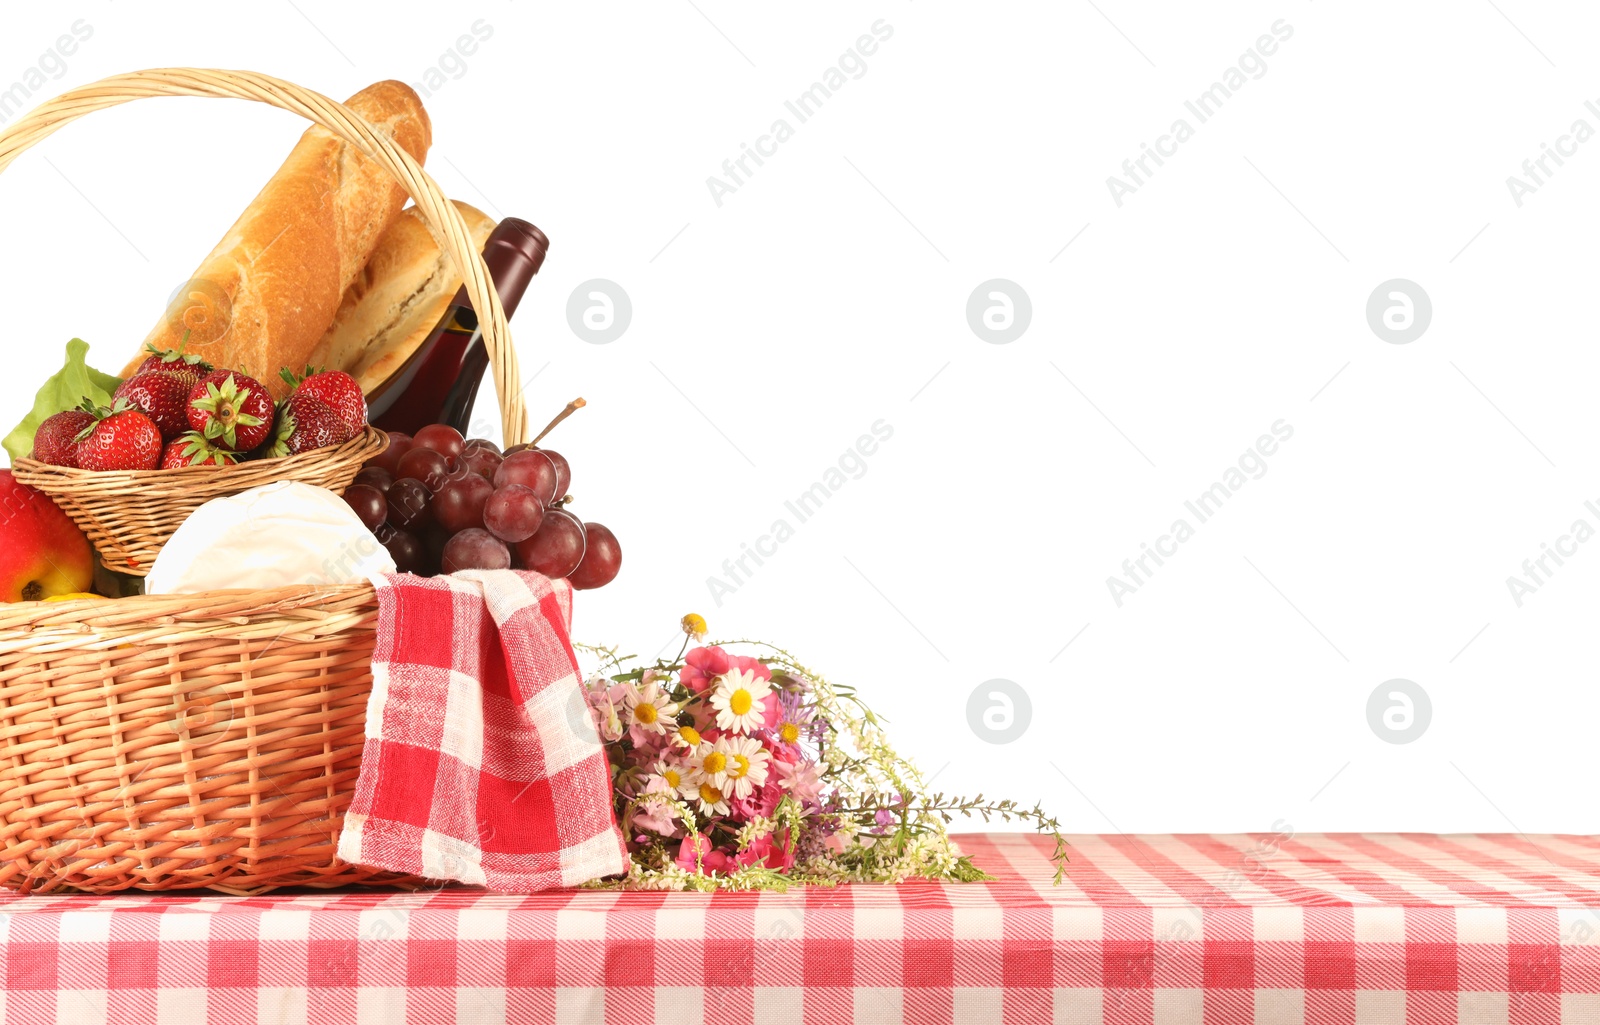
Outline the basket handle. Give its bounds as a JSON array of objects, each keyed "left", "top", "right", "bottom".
[{"left": 0, "top": 68, "right": 529, "bottom": 446}]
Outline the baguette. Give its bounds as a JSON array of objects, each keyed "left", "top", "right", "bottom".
[
  {"left": 305, "top": 201, "right": 497, "bottom": 394},
  {"left": 124, "top": 81, "right": 433, "bottom": 397}
]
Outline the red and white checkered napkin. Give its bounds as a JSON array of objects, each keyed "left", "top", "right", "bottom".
[{"left": 337, "top": 570, "right": 628, "bottom": 891}]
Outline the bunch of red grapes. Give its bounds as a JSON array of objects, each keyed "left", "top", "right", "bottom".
[{"left": 342, "top": 423, "right": 622, "bottom": 590}]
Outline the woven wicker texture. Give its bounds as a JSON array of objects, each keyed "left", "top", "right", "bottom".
[
  {"left": 0, "top": 69, "right": 532, "bottom": 892},
  {"left": 0, "top": 586, "right": 412, "bottom": 893}
]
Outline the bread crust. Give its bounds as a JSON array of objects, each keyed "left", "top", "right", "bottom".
[
  {"left": 306, "top": 201, "right": 497, "bottom": 394},
  {"left": 126, "top": 81, "right": 432, "bottom": 396}
]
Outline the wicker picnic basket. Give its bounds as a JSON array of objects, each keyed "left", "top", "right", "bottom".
[{"left": 0, "top": 68, "right": 530, "bottom": 894}]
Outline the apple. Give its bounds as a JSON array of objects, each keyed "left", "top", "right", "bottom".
[{"left": 0, "top": 470, "right": 94, "bottom": 602}]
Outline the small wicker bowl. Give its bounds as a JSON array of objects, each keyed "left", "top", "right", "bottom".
[{"left": 12, "top": 426, "right": 387, "bottom": 577}]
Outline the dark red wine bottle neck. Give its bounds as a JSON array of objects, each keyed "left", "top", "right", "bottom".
[{"left": 369, "top": 218, "right": 548, "bottom": 437}]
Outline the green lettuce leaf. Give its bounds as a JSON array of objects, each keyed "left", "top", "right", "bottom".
[{"left": 3, "top": 339, "right": 123, "bottom": 465}]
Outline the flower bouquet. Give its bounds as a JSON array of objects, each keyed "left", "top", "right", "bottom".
[{"left": 579, "top": 615, "right": 1067, "bottom": 891}]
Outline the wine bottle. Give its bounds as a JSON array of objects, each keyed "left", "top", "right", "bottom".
[{"left": 370, "top": 218, "right": 549, "bottom": 436}]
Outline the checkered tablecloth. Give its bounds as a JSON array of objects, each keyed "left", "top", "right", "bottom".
[{"left": 3, "top": 832, "right": 1599, "bottom": 1024}]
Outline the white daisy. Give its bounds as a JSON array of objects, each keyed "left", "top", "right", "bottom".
[
  {"left": 708, "top": 668, "right": 773, "bottom": 734},
  {"left": 694, "top": 780, "right": 730, "bottom": 817},
  {"left": 719, "top": 735, "right": 771, "bottom": 799},
  {"left": 649, "top": 757, "right": 695, "bottom": 801},
  {"left": 623, "top": 681, "right": 675, "bottom": 742},
  {"left": 691, "top": 740, "right": 731, "bottom": 789}
]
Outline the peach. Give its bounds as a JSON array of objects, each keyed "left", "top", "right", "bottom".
[{"left": 0, "top": 470, "right": 94, "bottom": 602}]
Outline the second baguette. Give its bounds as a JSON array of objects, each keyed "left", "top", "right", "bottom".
[{"left": 305, "top": 201, "right": 497, "bottom": 395}]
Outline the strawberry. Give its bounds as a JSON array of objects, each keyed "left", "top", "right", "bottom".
[
  {"left": 31, "top": 408, "right": 96, "bottom": 467},
  {"left": 282, "top": 367, "right": 368, "bottom": 433},
  {"left": 75, "top": 401, "right": 163, "bottom": 471},
  {"left": 114, "top": 370, "right": 192, "bottom": 441},
  {"left": 135, "top": 343, "right": 212, "bottom": 389},
  {"left": 187, "top": 370, "right": 274, "bottom": 452},
  {"left": 260, "top": 392, "right": 354, "bottom": 458},
  {"left": 160, "top": 432, "right": 240, "bottom": 469}
]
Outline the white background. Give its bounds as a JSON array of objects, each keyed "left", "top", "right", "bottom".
[{"left": 0, "top": 1, "right": 1594, "bottom": 837}]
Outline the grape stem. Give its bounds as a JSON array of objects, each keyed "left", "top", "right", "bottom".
[{"left": 532, "top": 397, "right": 587, "bottom": 446}]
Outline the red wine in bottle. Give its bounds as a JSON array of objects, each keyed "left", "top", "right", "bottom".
[{"left": 370, "top": 219, "right": 549, "bottom": 436}]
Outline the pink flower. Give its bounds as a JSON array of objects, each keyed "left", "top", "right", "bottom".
[
  {"left": 675, "top": 833, "right": 730, "bottom": 875},
  {"left": 586, "top": 682, "right": 626, "bottom": 743},
  {"left": 731, "top": 830, "right": 795, "bottom": 871},
  {"left": 632, "top": 798, "right": 677, "bottom": 837},
  {"left": 824, "top": 831, "right": 852, "bottom": 854},
  {"left": 774, "top": 760, "right": 825, "bottom": 804},
  {"left": 631, "top": 777, "right": 680, "bottom": 836},
  {"left": 682, "top": 649, "right": 774, "bottom": 701},
  {"left": 728, "top": 780, "right": 783, "bottom": 821},
  {"left": 726, "top": 654, "right": 771, "bottom": 682},
  {"left": 629, "top": 730, "right": 667, "bottom": 760},
  {"left": 871, "top": 795, "right": 905, "bottom": 835},
  {"left": 768, "top": 828, "right": 797, "bottom": 871},
  {"left": 679, "top": 647, "right": 730, "bottom": 693},
  {"left": 734, "top": 832, "right": 774, "bottom": 869}
]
